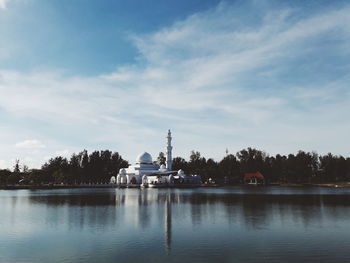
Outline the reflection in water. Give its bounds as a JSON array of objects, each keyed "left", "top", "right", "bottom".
[
  {"left": 2, "top": 187, "right": 350, "bottom": 263},
  {"left": 165, "top": 193, "right": 172, "bottom": 254},
  {"left": 25, "top": 189, "right": 350, "bottom": 231},
  {"left": 115, "top": 189, "right": 173, "bottom": 252},
  {"left": 110, "top": 188, "right": 350, "bottom": 253}
]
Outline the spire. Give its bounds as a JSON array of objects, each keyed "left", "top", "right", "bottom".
[{"left": 166, "top": 130, "right": 172, "bottom": 170}]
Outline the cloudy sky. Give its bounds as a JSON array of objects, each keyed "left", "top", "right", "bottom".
[{"left": 0, "top": 0, "right": 349, "bottom": 169}]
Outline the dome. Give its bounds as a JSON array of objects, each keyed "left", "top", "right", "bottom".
[
  {"left": 178, "top": 169, "right": 185, "bottom": 175},
  {"left": 136, "top": 152, "right": 153, "bottom": 164},
  {"left": 119, "top": 168, "right": 126, "bottom": 175},
  {"left": 160, "top": 164, "right": 166, "bottom": 170}
]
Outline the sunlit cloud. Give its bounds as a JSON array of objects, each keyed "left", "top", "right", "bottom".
[
  {"left": 0, "top": 1, "right": 350, "bottom": 168},
  {"left": 0, "top": 159, "right": 7, "bottom": 169},
  {"left": 55, "top": 149, "right": 70, "bottom": 157},
  {"left": 15, "top": 140, "right": 46, "bottom": 149},
  {"left": 0, "top": 0, "right": 8, "bottom": 9}
]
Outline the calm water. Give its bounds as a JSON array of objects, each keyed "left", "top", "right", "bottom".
[{"left": 1, "top": 187, "right": 350, "bottom": 263}]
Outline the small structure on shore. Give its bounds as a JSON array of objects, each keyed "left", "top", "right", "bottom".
[{"left": 244, "top": 172, "right": 265, "bottom": 185}]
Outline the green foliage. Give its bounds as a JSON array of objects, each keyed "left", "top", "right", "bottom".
[
  {"left": 25, "top": 169, "right": 45, "bottom": 185},
  {"left": 2, "top": 148, "right": 350, "bottom": 186},
  {"left": 38, "top": 150, "right": 129, "bottom": 184},
  {"left": 0, "top": 150, "right": 128, "bottom": 186},
  {"left": 0, "top": 169, "right": 12, "bottom": 185},
  {"left": 13, "top": 159, "right": 20, "bottom": 173},
  {"left": 157, "top": 152, "right": 166, "bottom": 165},
  {"left": 218, "top": 154, "right": 240, "bottom": 182},
  {"left": 172, "top": 157, "right": 187, "bottom": 171},
  {"left": 172, "top": 148, "right": 350, "bottom": 184}
]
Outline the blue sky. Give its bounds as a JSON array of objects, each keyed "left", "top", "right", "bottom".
[{"left": 0, "top": 0, "right": 349, "bottom": 169}]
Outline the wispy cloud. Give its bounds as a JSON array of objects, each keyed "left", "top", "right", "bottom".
[
  {"left": 0, "top": 0, "right": 7, "bottom": 9},
  {"left": 0, "top": 159, "right": 7, "bottom": 169},
  {"left": 0, "top": 1, "right": 350, "bottom": 168},
  {"left": 15, "top": 139, "right": 46, "bottom": 149},
  {"left": 55, "top": 149, "right": 70, "bottom": 157}
]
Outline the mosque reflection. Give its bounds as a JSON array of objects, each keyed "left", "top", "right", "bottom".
[
  {"left": 115, "top": 189, "right": 174, "bottom": 252},
  {"left": 25, "top": 188, "right": 350, "bottom": 253},
  {"left": 114, "top": 189, "right": 350, "bottom": 251}
]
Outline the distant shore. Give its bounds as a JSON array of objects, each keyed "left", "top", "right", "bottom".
[
  {"left": 271, "top": 182, "right": 350, "bottom": 188},
  {"left": 1, "top": 182, "right": 350, "bottom": 190},
  {"left": 0, "top": 184, "right": 114, "bottom": 190}
]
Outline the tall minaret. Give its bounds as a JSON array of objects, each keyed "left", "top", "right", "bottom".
[{"left": 166, "top": 130, "right": 172, "bottom": 170}]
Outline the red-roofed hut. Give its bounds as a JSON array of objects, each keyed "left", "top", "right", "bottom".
[{"left": 244, "top": 172, "right": 265, "bottom": 185}]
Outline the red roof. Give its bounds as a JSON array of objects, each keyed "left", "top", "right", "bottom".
[{"left": 244, "top": 172, "right": 264, "bottom": 180}]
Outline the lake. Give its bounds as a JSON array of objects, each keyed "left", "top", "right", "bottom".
[{"left": 1, "top": 186, "right": 350, "bottom": 263}]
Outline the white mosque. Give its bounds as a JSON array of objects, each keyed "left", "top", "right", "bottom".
[{"left": 110, "top": 130, "right": 201, "bottom": 188}]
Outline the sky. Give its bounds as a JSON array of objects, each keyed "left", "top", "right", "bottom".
[{"left": 0, "top": 0, "right": 349, "bottom": 169}]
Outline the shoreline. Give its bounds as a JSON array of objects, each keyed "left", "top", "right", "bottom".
[{"left": 1, "top": 182, "right": 350, "bottom": 190}]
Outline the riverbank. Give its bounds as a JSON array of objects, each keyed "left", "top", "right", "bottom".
[
  {"left": 1, "top": 182, "right": 350, "bottom": 190},
  {"left": 270, "top": 182, "right": 350, "bottom": 188},
  {"left": 0, "top": 184, "right": 114, "bottom": 190}
]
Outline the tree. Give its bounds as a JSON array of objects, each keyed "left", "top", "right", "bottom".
[
  {"left": 25, "top": 169, "right": 45, "bottom": 185},
  {"left": 111, "top": 152, "right": 129, "bottom": 177},
  {"left": 3, "top": 147, "right": 350, "bottom": 186},
  {"left": 218, "top": 154, "right": 240, "bottom": 182},
  {"left": 188, "top": 151, "right": 207, "bottom": 176},
  {"left": 22, "top": 164, "right": 29, "bottom": 173},
  {"left": 80, "top": 150, "right": 89, "bottom": 183},
  {"left": 13, "top": 159, "right": 20, "bottom": 173},
  {"left": 203, "top": 158, "right": 219, "bottom": 182},
  {"left": 236, "top": 148, "right": 267, "bottom": 177},
  {"left": 41, "top": 157, "right": 69, "bottom": 183},
  {"left": 157, "top": 152, "right": 166, "bottom": 165},
  {"left": 172, "top": 157, "right": 187, "bottom": 172},
  {"left": 0, "top": 169, "right": 12, "bottom": 185},
  {"left": 9, "top": 159, "right": 22, "bottom": 184},
  {"left": 52, "top": 169, "right": 65, "bottom": 184},
  {"left": 69, "top": 153, "right": 81, "bottom": 184}
]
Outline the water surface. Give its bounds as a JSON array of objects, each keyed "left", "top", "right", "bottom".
[{"left": 1, "top": 186, "right": 350, "bottom": 262}]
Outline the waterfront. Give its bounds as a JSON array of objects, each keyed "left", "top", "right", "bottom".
[{"left": 1, "top": 187, "right": 350, "bottom": 262}]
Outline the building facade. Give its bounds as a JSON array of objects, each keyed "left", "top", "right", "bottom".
[{"left": 110, "top": 130, "right": 201, "bottom": 187}]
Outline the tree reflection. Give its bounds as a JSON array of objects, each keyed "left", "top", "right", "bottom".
[{"left": 23, "top": 187, "right": 350, "bottom": 253}]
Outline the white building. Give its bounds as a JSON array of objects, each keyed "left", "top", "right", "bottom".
[{"left": 112, "top": 130, "right": 201, "bottom": 188}]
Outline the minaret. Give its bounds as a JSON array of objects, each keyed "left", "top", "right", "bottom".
[{"left": 166, "top": 130, "right": 172, "bottom": 170}]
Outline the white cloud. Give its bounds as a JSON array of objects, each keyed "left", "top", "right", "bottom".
[
  {"left": 0, "top": 2, "right": 350, "bottom": 168},
  {"left": 15, "top": 139, "right": 46, "bottom": 149},
  {"left": 0, "top": 0, "right": 7, "bottom": 9},
  {"left": 55, "top": 149, "right": 70, "bottom": 157},
  {"left": 0, "top": 160, "right": 7, "bottom": 169}
]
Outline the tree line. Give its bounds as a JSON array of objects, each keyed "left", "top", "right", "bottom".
[
  {"left": 171, "top": 148, "right": 350, "bottom": 184},
  {"left": 1, "top": 147, "right": 350, "bottom": 186},
  {"left": 0, "top": 150, "right": 128, "bottom": 186}
]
